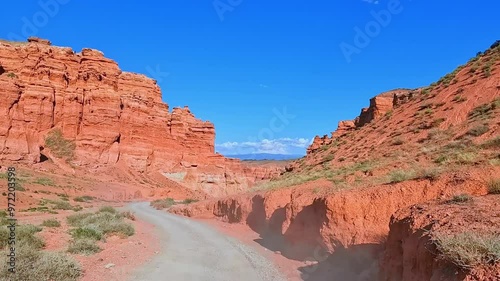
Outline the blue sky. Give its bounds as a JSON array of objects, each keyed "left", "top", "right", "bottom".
[{"left": 1, "top": 0, "right": 499, "bottom": 155}]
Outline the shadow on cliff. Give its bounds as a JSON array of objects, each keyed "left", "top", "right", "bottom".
[
  {"left": 298, "top": 243, "right": 382, "bottom": 281},
  {"left": 246, "top": 196, "right": 329, "bottom": 261},
  {"left": 245, "top": 196, "right": 383, "bottom": 280}
]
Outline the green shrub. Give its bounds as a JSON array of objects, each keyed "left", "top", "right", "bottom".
[
  {"left": 415, "top": 168, "right": 442, "bottom": 181},
  {"left": 481, "top": 137, "right": 500, "bottom": 149},
  {"left": 67, "top": 238, "right": 102, "bottom": 255},
  {"left": 67, "top": 213, "right": 93, "bottom": 226},
  {"left": 487, "top": 179, "right": 500, "bottom": 194},
  {"left": 323, "top": 154, "right": 335, "bottom": 162},
  {"left": 0, "top": 245, "right": 81, "bottom": 281},
  {"left": 466, "top": 125, "right": 489, "bottom": 136},
  {"left": 70, "top": 227, "right": 103, "bottom": 241},
  {"left": 98, "top": 206, "right": 117, "bottom": 214},
  {"left": 41, "top": 219, "right": 61, "bottom": 228},
  {"left": 455, "top": 152, "right": 478, "bottom": 165},
  {"left": 68, "top": 211, "right": 135, "bottom": 238},
  {"left": 182, "top": 199, "right": 199, "bottom": 205},
  {"left": 15, "top": 183, "right": 26, "bottom": 191},
  {"left": 434, "top": 232, "right": 500, "bottom": 268},
  {"left": 388, "top": 170, "right": 416, "bottom": 184},
  {"left": 44, "top": 129, "right": 76, "bottom": 161},
  {"left": 468, "top": 100, "right": 498, "bottom": 120},
  {"left": 151, "top": 198, "right": 176, "bottom": 209},
  {"left": 452, "top": 95, "right": 467, "bottom": 103},
  {"left": 0, "top": 224, "right": 44, "bottom": 249},
  {"left": 33, "top": 177, "right": 55, "bottom": 186},
  {"left": 73, "top": 196, "right": 94, "bottom": 202},
  {"left": 449, "top": 194, "right": 472, "bottom": 204},
  {"left": 50, "top": 200, "right": 74, "bottom": 210}
]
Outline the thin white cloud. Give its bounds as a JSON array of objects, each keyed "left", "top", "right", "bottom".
[
  {"left": 363, "top": 0, "right": 379, "bottom": 4},
  {"left": 259, "top": 84, "right": 269, "bottom": 88},
  {"left": 216, "top": 137, "right": 313, "bottom": 155}
]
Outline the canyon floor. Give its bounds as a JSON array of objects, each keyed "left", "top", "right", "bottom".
[{"left": 126, "top": 202, "right": 286, "bottom": 281}]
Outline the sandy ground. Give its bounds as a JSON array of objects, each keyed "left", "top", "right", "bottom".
[
  {"left": 198, "top": 218, "right": 307, "bottom": 281},
  {"left": 126, "top": 202, "right": 287, "bottom": 281}
]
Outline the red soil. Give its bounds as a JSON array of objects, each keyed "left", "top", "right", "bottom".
[{"left": 380, "top": 195, "right": 500, "bottom": 281}]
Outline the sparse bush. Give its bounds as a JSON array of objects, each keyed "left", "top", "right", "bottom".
[
  {"left": 34, "top": 177, "right": 55, "bottom": 186},
  {"left": 151, "top": 198, "right": 176, "bottom": 209},
  {"left": 455, "top": 152, "right": 478, "bottom": 165},
  {"left": 452, "top": 95, "right": 467, "bottom": 103},
  {"left": 41, "top": 219, "right": 61, "bottom": 228},
  {"left": 0, "top": 245, "right": 81, "bottom": 281},
  {"left": 6, "top": 72, "right": 16, "bottom": 79},
  {"left": 323, "top": 154, "right": 335, "bottom": 162},
  {"left": 430, "top": 118, "right": 446, "bottom": 128},
  {"left": 67, "top": 213, "right": 93, "bottom": 226},
  {"left": 73, "top": 195, "right": 94, "bottom": 202},
  {"left": 419, "top": 103, "right": 433, "bottom": 111},
  {"left": 45, "top": 129, "right": 76, "bottom": 161},
  {"left": 449, "top": 194, "right": 472, "bottom": 203},
  {"left": 15, "top": 183, "right": 26, "bottom": 191},
  {"left": 98, "top": 206, "right": 117, "bottom": 214},
  {"left": 466, "top": 125, "right": 489, "bottom": 137},
  {"left": 415, "top": 168, "right": 442, "bottom": 181},
  {"left": 0, "top": 224, "right": 44, "bottom": 250},
  {"left": 70, "top": 227, "right": 103, "bottom": 241},
  {"left": 388, "top": 170, "right": 416, "bottom": 184},
  {"left": 491, "top": 40, "right": 500, "bottom": 50},
  {"left": 68, "top": 211, "right": 134, "bottom": 238},
  {"left": 468, "top": 100, "right": 498, "bottom": 120},
  {"left": 182, "top": 199, "right": 199, "bottom": 205},
  {"left": 481, "top": 137, "right": 500, "bottom": 149},
  {"left": 50, "top": 200, "right": 75, "bottom": 210},
  {"left": 391, "top": 138, "right": 404, "bottom": 146},
  {"left": 67, "top": 238, "right": 102, "bottom": 255},
  {"left": 434, "top": 232, "right": 500, "bottom": 268},
  {"left": 487, "top": 179, "right": 500, "bottom": 194}
]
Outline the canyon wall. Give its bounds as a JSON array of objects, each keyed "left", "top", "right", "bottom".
[{"left": 0, "top": 38, "right": 281, "bottom": 196}]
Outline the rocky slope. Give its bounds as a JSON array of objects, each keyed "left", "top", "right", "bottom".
[
  {"left": 171, "top": 41, "right": 500, "bottom": 279},
  {"left": 0, "top": 37, "right": 282, "bottom": 196},
  {"left": 380, "top": 195, "right": 499, "bottom": 281}
]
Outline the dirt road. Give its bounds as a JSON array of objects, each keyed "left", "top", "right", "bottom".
[{"left": 126, "top": 202, "right": 287, "bottom": 281}]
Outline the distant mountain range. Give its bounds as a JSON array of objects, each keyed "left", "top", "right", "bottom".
[{"left": 225, "top": 153, "right": 304, "bottom": 161}]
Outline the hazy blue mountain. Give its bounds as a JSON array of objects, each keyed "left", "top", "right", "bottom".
[{"left": 225, "top": 153, "right": 304, "bottom": 161}]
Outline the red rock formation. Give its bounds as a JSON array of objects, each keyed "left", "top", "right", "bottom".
[
  {"left": 306, "top": 89, "right": 412, "bottom": 154},
  {"left": 0, "top": 38, "right": 281, "bottom": 196}
]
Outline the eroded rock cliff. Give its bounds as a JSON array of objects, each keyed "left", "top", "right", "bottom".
[{"left": 0, "top": 37, "right": 281, "bottom": 196}]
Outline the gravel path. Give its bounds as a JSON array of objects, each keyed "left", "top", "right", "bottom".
[{"left": 126, "top": 202, "right": 287, "bottom": 281}]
